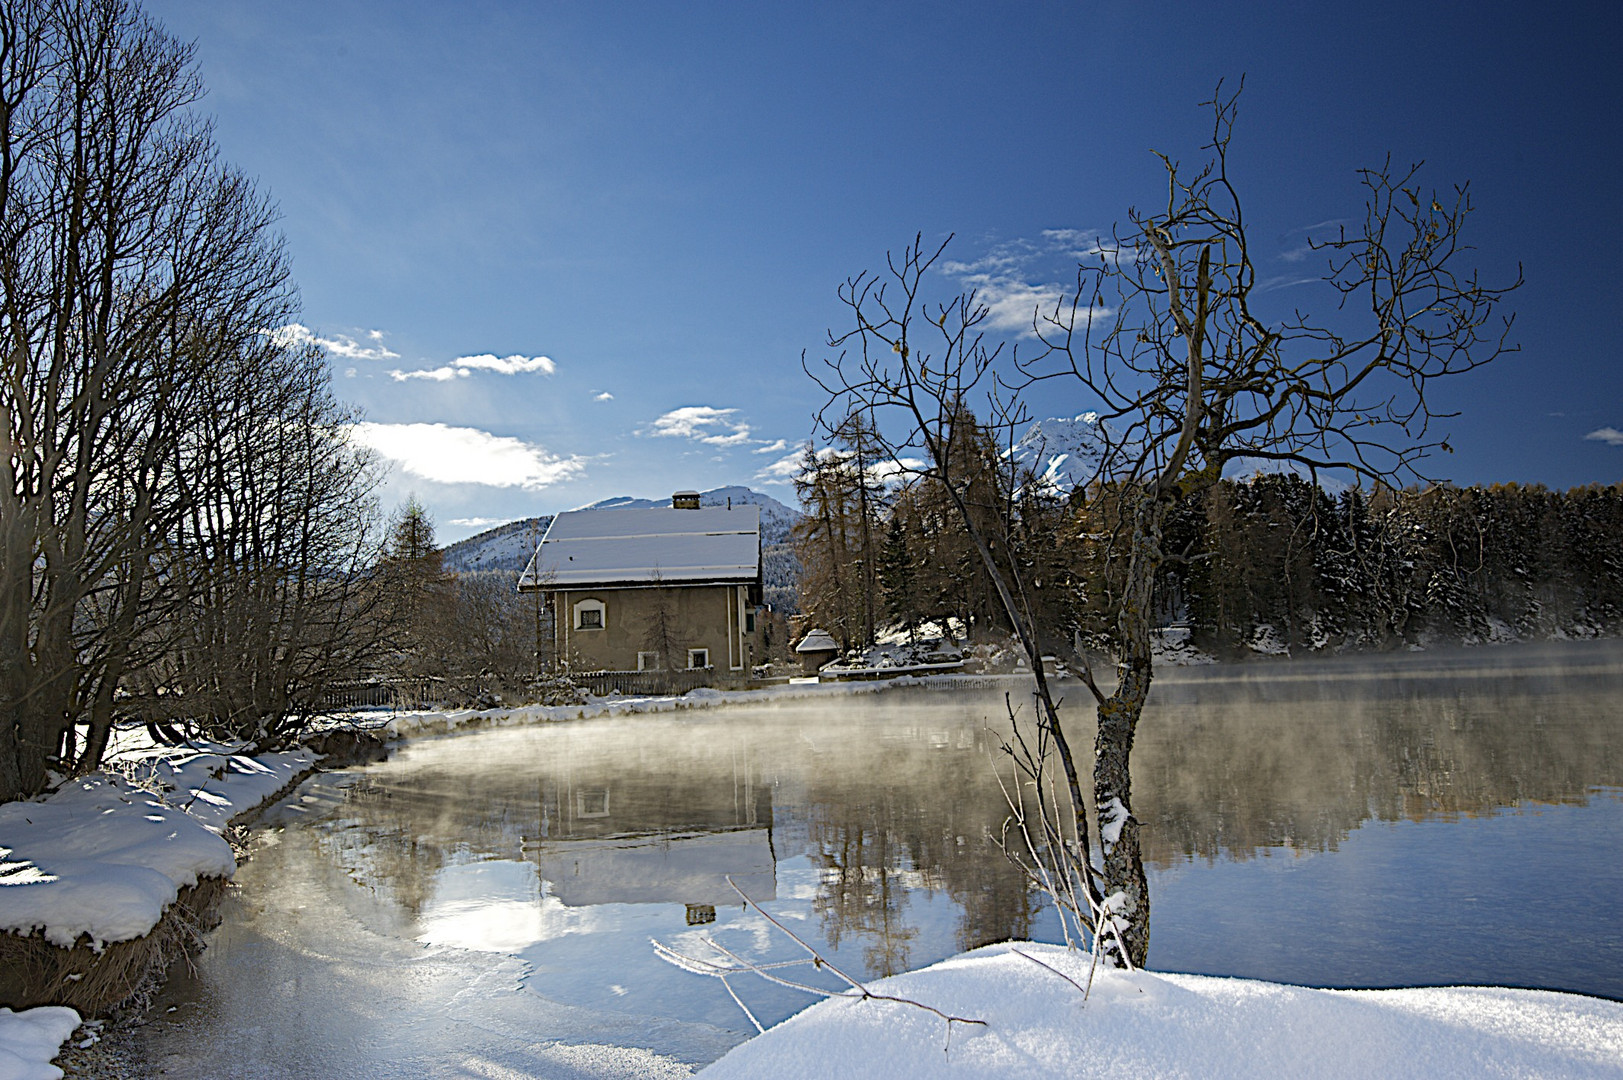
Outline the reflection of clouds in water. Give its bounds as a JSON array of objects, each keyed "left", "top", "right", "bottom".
[
  {"left": 778, "top": 865, "right": 822, "bottom": 904},
  {"left": 416, "top": 860, "right": 606, "bottom": 952}
]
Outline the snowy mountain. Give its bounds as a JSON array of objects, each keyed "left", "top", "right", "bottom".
[
  {"left": 575, "top": 485, "right": 800, "bottom": 546},
  {"left": 1224, "top": 457, "right": 1353, "bottom": 496},
  {"left": 1008, "top": 414, "right": 1110, "bottom": 493},
  {"left": 1007, "top": 418, "right": 1353, "bottom": 497},
  {"left": 441, "top": 517, "right": 553, "bottom": 573}
]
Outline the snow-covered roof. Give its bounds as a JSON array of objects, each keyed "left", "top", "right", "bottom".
[
  {"left": 795, "top": 628, "right": 839, "bottom": 653},
  {"left": 518, "top": 505, "right": 761, "bottom": 589}
]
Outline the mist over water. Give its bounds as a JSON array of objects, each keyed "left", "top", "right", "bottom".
[{"left": 136, "top": 642, "right": 1623, "bottom": 1076}]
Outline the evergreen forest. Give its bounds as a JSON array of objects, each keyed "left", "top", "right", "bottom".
[{"left": 794, "top": 436, "right": 1623, "bottom": 660}]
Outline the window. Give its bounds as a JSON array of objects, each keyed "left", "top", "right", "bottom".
[
  {"left": 745, "top": 610, "right": 756, "bottom": 633},
  {"left": 637, "top": 651, "right": 661, "bottom": 671},
  {"left": 575, "top": 788, "right": 610, "bottom": 818},
  {"left": 687, "top": 648, "right": 709, "bottom": 669},
  {"left": 573, "top": 598, "right": 605, "bottom": 630}
]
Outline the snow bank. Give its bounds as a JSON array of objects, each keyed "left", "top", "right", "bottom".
[
  {"left": 698, "top": 942, "right": 1623, "bottom": 1079},
  {"left": 0, "top": 1006, "right": 79, "bottom": 1080},
  {"left": 0, "top": 747, "right": 315, "bottom": 950}
]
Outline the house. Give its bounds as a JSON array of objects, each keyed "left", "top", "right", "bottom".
[{"left": 517, "top": 491, "right": 763, "bottom": 679}]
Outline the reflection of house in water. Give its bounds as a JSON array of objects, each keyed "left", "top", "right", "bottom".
[{"left": 524, "top": 759, "right": 776, "bottom": 909}]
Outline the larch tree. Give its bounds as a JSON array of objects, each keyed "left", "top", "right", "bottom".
[
  {"left": 807, "top": 86, "right": 1517, "bottom": 966},
  {"left": 792, "top": 438, "right": 879, "bottom": 651},
  {"left": 380, "top": 496, "right": 455, "bottom": 677}
]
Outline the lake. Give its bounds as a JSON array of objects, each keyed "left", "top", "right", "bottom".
[{"left": 134, "top": 642, "right": 1623, "bottom": 1078}]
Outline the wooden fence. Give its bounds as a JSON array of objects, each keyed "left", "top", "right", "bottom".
[
  {"left": 567, "top": 668, "right": 716, "bottom": 698},
  {"left": 319, "top": 676, "right": 508, "bottom": 712}
]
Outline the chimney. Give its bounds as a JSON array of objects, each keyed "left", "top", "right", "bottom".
[{"left": 672, "top": 490, "right": 701, "bottom": 509}]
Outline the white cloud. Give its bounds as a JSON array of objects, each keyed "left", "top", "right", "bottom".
[
  {"left": 753, "top": 439, "right": 788, "bottom": 454},
  {"left": 1584, "top": 427, "right": 1623, "bottom": 446},
  {"left": 754, "top": 450, "right": 807, "bottom": 484},
  {"left": 390, "top": 353, "right": 557, "bottom": 381},
  {"left": 1257, "top": 273, "right": 1321, "bottom": 292},
  {"left": 1040, "top": 228, "right": 1143, "bottom": 267},
  {"left": 390, "top": 365, "right": 466, "bottom": 382},
  {"left": 1276, "top": 220, "right": 1352, "bottom": 264},
  {"left": 940, "top": 232, "right": 1122, "bottom": 336},
  {"left": 595, "top": 391, "right": 615, "bottom": 401},
  {"left": 643, "top": 406, "right": 754, "bottom": 447},
  {"left": 960, "top": 274, "right": 1067, "bottom": 335},
  {"left": 752, "top": 445, "right": 923, "bottom": 488},
  {"left": 270, "top": 323, "right": 400, "bottom": 361},
  {"left": 453, "top": 353, "right": 556, "bottom": 375},
  {"left": 449, "top": 517, "right": 513, "bottom": 528},
  {"left": 869, "top": 457, "right": 927, "bottom": 485},
  {"left": 348, "top": 422, "right": 585, "bottom": 490}
]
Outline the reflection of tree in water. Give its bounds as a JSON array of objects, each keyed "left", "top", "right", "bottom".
[
  {"left": 314, "top": 774, "right": 450, "bottom": 917},
  {"left": 810, "top": 806, "right": 918, "bottom": 977},
  {"left": 1133, "top": 654, "right": 1623, "bottom": 866},
  {"left": 798, "top": 704, "right": 1035, "bottom": 972}
]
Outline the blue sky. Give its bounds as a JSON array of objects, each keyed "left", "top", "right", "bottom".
[{"left": 145, "top": 0, "right": 1623, "bottom": 543}]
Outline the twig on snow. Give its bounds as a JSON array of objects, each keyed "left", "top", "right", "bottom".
[
  {"left": 1011, "top": 946, "right": 1095, "bottom": 1001},
  {"left": 653, "top": 877, "right": 988, "bottom": 1055}
]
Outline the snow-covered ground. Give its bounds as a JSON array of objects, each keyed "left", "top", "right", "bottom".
[
  {"left": 698, "top": 941, "right": 1623, "bottom": 1079},
  {"left": 0, "top": 745, "right": 316, "bottom": 950},
  {"left": 0, "top": 741, "right": 320, "bottom": 1079},
  {"left": 5, "top": 677, "right": 1622, "bottom": 1078},
  {"left": 0, "top": 1006, "right": 81, "bottom": 1080}
]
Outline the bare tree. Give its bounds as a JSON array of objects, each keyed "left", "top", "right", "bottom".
[
  {"left": 641, "top": 568, "right": 683, "bottom": 672},
  {"left": 144, "top": 337, "right": 387, "bottom": 747},
  {"left": 808, "top": 85, "right": 1517, "bottom": 966},
  {"left": 0, "top": 0, "right": 384, "bottom": 794},
  {"left": 1, "top": 0, "right": 288, "bottom": 795},
  {"left": 447, "top": 570, "right": 535, "bottom": 679}
]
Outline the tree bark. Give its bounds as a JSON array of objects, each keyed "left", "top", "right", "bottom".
[{"left": 1091, "top": 490, "right": 1165, "bottom": 968}]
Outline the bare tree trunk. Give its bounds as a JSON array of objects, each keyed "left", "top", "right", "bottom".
[{"left": 1090, "top": 491, "right": 1163, "bottom": 968}]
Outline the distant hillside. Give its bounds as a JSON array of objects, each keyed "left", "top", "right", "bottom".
[
  {"left": 578, "top": 485, "right": 799, "bottom": 546},
  {"left": 441, "top": 516, "right": 552, "bottom": 573},
  {"left": 442, "top": 487, "right": 802, "bottom": 611}
]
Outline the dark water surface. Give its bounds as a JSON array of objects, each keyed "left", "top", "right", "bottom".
[{"left": 136, "top": 642, "right": 1623, "bottom": 1077}]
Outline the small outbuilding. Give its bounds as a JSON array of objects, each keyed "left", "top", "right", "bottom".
[{"left": 794, "top": 628, "right": 840, "bottom": 675}]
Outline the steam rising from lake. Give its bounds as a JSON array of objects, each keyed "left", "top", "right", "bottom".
[{"left": 136, "top": 642, "right": 1623, "bottom": 1077}]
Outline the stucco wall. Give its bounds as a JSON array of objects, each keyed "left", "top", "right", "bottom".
[{"left": 552, "top": 584, "right": 759, "bottom": 673}]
